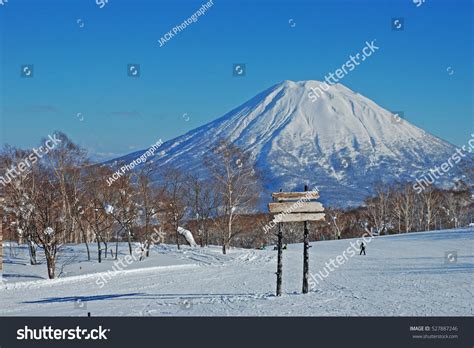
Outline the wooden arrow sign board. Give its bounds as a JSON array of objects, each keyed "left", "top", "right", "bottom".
[
  {"left": 274, "top": 212, "right": 325, "bottom": 222},
  {"left": 268, "top": 202, "right": 324, "bottom": 214},
  {"left": 269, "top": 191, "right": 325, "bottom": 223},
  {"left": 271, "top": 191, "right": 320, "bottom": 201}
]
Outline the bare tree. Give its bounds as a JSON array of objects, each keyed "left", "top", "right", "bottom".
[
  {"left": 81, "top": 165, "right": 115, "bottom": 263},
  {"left": 108, "top": 168, "right": 138, "bottom": 257},
  {"left": 134, "top": 161, "right": 161, "bottom": 258},
  {"left": 205, "top": 140, "right": 261, "bottom": 254},
  {"left": 391, "top": 183, "right": 416, "bottom": 233},
  {"left": 442, "top": 182, "right": 471, "bottom": 229},
  {"left": 418, "top": 186, "right": 442, "bottom": 231},
  {"left": 30, "top": 165, "right": 67, "bottom": 279},
  {"left": 364, "top": 184, "right": 393, "bottom": 235},
  {"left": 71, "top": 185, "right": 92, "bottom": 260},
  {"left": 0, "top": 146, "right": 39, "bottom": 264},
  {"left": 327, "top": 208, "right": 344, "bottom": 239},
  {"left": 44, "top": 133, "right": 87, "bottom": 244},
  {"left": 186, "top": 174, "right": 218, "bottom": 247},
  {"left": 162, "top": 168, "right": 187, "bottom": 250}
]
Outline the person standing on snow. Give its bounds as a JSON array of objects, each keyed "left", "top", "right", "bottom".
[{"left": 360, "top": 242, "right": 366, "bottom": 255}]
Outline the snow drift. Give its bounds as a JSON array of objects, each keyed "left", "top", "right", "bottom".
[{"left": 177, "top": 227, "right": 198, "bottom": 247}]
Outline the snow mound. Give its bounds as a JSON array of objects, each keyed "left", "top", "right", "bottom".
[{"left": 177, "top": 227, "right": 198, "bottom": 247}]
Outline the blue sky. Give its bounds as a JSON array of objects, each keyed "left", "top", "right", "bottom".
[{"left": 0, "top": 0, "right": 472, "bottom": 160}]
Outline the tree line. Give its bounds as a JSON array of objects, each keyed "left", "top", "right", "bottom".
[
  {"left": 0, "top": 132, "right": 472, "bottom": 279},
  {"left": 322, "top": 178, "right": 472, "bottom": 240},
  {"left": 0, "top": 133, "right": 261, "bottom": 278}
]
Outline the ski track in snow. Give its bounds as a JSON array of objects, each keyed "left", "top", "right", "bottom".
[{"left": 1, "top": 228, "right": 472, "bottom": 316}]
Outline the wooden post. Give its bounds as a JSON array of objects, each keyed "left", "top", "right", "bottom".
[
  {"left": 268, "top": 187, "right": 324, "bottom": 296},
  {"left": 302, "top": 185, "right": 310, "bottom": 294},
  {"left": 276, "top": 222, "right": 283, "bottom": 296}
]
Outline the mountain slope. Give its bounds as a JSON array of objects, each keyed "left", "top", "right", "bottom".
[{"left": 111, "top": 80, "right": 469, "bottom": 206}]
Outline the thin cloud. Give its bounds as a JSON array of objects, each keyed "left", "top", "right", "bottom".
[
  {"left": 109, "top": 110, "right": 141, "bottom": 118},
  {"left": 24, "top": 104, "right": 60, "bottom": 113}
]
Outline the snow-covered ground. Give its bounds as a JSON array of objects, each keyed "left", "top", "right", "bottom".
[{"left": 1, "top": 228, "right": 472, "bottom": 316}]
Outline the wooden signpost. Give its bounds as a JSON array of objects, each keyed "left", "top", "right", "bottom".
[{"left": 269, "top": 186, "right": 325, "bottom": 296}]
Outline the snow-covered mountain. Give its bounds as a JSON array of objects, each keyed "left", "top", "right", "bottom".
[{"left": 111, "top": 80, "right": 469, "bottom": 206}]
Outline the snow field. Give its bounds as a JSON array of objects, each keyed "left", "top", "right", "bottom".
[{"left": 0, "top": 228, "right": 472, "bottom": 316}]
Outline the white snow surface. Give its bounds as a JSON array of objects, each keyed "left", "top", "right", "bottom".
[
  {"left": 110, "top": 80, "right": 472, "bottom": 207},
  {"left": 1, "top": 228, "right": 472, "bottom": 316}
]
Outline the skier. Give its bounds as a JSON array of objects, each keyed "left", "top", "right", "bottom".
[{"left": 360, "top": 242, "right": 366, "bottom": 255}]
